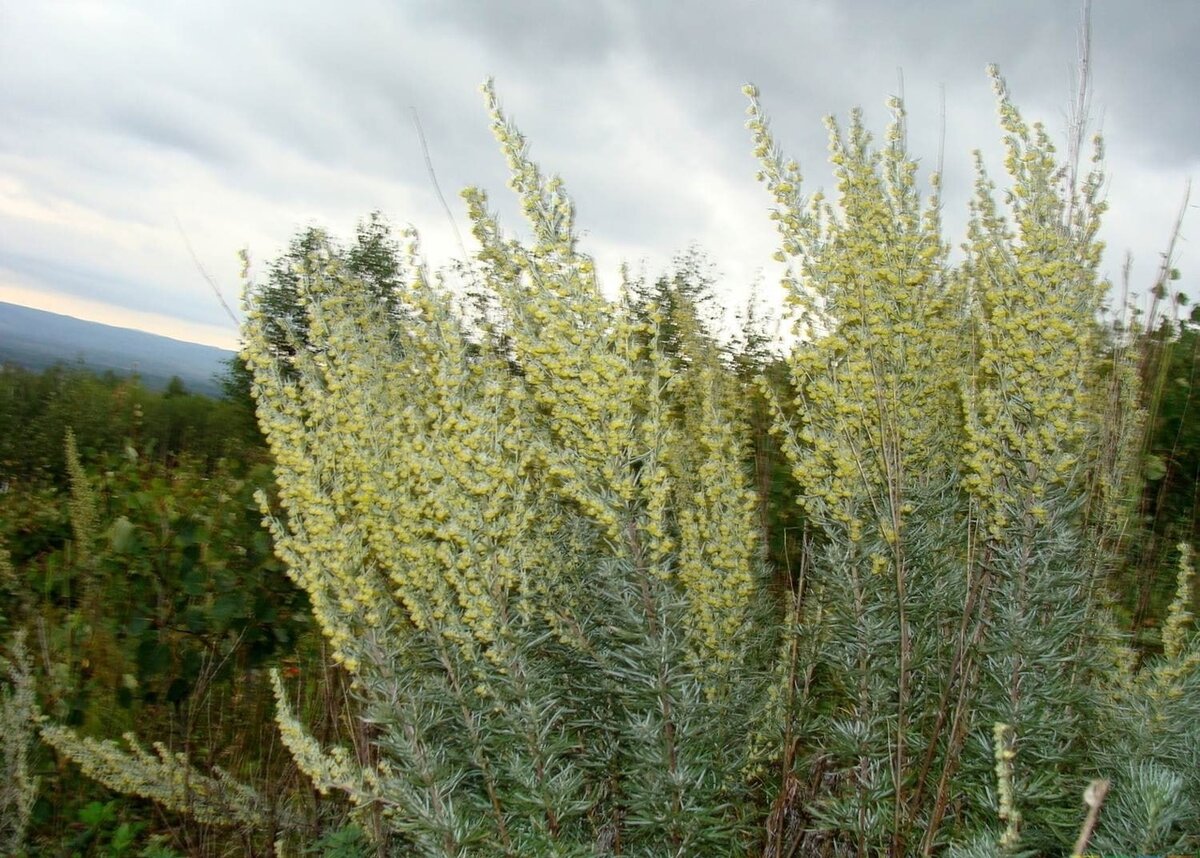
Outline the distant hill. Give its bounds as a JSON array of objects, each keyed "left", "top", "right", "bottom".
[{"left": 0, "top": 302, "right": 235, "bottom": 396}]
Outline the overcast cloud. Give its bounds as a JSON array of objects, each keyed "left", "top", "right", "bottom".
[{"left": 1, "top": 1, "right": 1197, "bottom": 349}]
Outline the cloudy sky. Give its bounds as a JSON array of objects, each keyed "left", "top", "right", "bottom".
[{"left": 2, "top": 1, "right": 1197, "bottom": 350}]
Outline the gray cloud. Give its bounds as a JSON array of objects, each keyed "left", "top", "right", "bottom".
[{"left": 1, "top": 0, "right": 1196, "bottom": 349}]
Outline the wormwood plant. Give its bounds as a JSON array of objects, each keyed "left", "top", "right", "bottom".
[
  {"left": 1089, "top": 544, "right": 1200, "bottom": 853},
  {"left": 0, "top": 632, "right": 40, "bottom": 855},
  {"left": 242, "top": 80, "right": 771, "bottom": 855},
  {"left": 745, "top": 67, "right": 1156, "bottom": 855},
  {"left": 40, "top": 726, "right": 273, "bottom": 830}
]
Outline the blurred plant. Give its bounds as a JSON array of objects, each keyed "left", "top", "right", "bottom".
[
  {"left": 1091, "top": 543, "right": 1200, "bottom": 852},
  {"left": 0, "top": 384, "right": 312, "bottom": 853},
  {"left": 0, "top": 632, "right": 40, "bottom": 855},
  {"left": 39, "top": 729, "right": 272, "bottom": 829}
]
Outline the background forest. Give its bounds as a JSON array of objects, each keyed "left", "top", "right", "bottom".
[{"left": 1, "top": 73, "right": 1199, "bottom": 857}]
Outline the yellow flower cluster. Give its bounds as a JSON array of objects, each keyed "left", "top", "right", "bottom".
[
  {"left": 241, "top": 82, "right": 763, "bottom": 701},
  {"left": 960, "top": 69, "right": 1107, "bottom": 543},
  {"left": 462, "top": 109, "right": 643, "bottom": 520},
  {"left": 657, "top": 324, "right": 760, "bottom": 668},
  {"left": 749, "top": 68, "right": 1113, "bottom": 591},
  {"left": 271, "top": 669, "right": 372, "bottom": 801},
  {"left": 468, "top": 85, "right": 760, "bottom": 670},
  {"left": 1, "top": 632, "right": 39, "bottom": 852},
  {"left": 244, "top": 243, "right": 553, "bottom": 671},
  {"left": 41, "top": 725, "right": 270, "bottom": 828},
  {"left": 1162, "top": 543, "right": 1197, "bottom": 663},
  {"left": 65, "top": 429, "right": 99, "bottom": 566},
  {"left": 992, "top": 722, "right": 1022, "bottom": 850},
  {"left": 750, "top": 93, "right": 958, "bottom": 558}
]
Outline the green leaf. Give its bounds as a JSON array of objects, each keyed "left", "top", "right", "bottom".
[
  {"left": 166, "top": 677, "right": 190, "bottom": 704},
  {"left": 181, "top": 649, "right": 202, "bottom": 680},
  {"left": 136, "top": 638, "right": 170, "bottom": 676},
  {"left": 139, "top": 838, "right": 184, "bottom": 858},
  {"left": 180, "top": 569, "right": 206, "bottom": 597},
  {"left": 108, "top": 516, "right": 138, "bottom": 554},
  {"left": 111, "top": 821, "right": 145, "bottom": 853},
  {"left": 183, "top": 606, "right": 209, "bottom": 634},
  {"left": 211, "top": 591, "right": 246, "bottom": 626},
  {"left": 78, "top": 800, "right": 117, "bottom": 828},
  {"left": 174, "top": 521, "right": 199, "bottom": 547}
]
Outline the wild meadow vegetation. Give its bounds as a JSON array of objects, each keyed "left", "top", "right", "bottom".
[{"left": 2, "top": 70, "right": 1199, "bottom": 856}]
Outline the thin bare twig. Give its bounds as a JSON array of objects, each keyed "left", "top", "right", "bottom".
[
  {"left": 1064, "top": 0, "right": 1096, "bottom": 238},
  {"left": 173, "top": 215, "right": 240, "bottom": 329},
  {"left": 411, "top": 107, "right": 472, "bottom": 266},
  {"left": 1070, "top": 778, "right": 1110, "bottom": 858}
]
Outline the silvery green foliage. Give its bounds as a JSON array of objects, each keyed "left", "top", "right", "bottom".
[
  {"left": 747, "top": 67, "right": 1121, "bottom": 855},
  {"left": 945, "top": 833, "right": 1005, "bottom": 858},
  {"left": 1, "top": 633, "right": 40, "bottom": 855},
  {"left": 1090, "top": 761, "right": 1195, "bottom": 854},
  {"left": 1091, "top": 546, "right": 1200, "bottom": 852}
]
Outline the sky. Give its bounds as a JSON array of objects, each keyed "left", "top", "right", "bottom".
[{"left": 1, "top": 1, "right": 1197, "bottom": 351}]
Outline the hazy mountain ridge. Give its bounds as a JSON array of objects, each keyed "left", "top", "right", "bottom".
[{"left": 0, "top": 302, "right": 235, "bottom": 396}]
